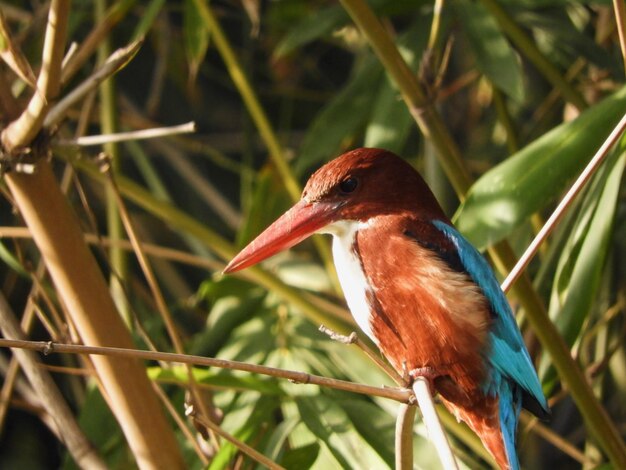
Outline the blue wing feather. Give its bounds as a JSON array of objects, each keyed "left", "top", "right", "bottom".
[{"left": 432, "top": 220, "right": 549, "bottom": 415}]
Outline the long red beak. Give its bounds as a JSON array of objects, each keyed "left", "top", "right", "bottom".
[{"left": 223, "top": 199, "right": 338, "bottom": 273}]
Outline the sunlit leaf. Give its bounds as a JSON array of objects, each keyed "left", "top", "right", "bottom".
[
  {"left": 551, "top": 151, "right": 625, "bottom": 341},
  {"left": 147, "top": 366, "right": 284, "bottom": 394},
  {"left": 208, "top": 394, "right": 277, "bottom": 470},
  {"left": 454, "top": 85, "right": 626, "bottom": 249},
  {"left": 539, "top": 149, "right": 625, "bottom": 384},
  {"left": 296, "top": 395, "right": 388, "bottom": 468}
]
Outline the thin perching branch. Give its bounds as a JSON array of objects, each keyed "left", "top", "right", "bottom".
[
  {"left": 0, "top": 338, "right": 414, "bottom": 403},
  {"left": 413, "top": 378, "right": 459, "bottom": 470}
]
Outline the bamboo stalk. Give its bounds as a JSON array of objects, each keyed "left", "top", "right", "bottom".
[{"left": 4, "top": 162, "right": 184, "bottom": 469}]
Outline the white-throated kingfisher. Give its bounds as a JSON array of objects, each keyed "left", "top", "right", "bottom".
[{"left": 224, "top": 148, "right": 549, "bottom": 469}]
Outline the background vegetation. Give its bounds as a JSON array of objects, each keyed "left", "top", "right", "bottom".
[{"left": 0, "top": 0, "right": 624, "bottom": 468}]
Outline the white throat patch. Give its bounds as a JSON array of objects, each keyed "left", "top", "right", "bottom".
[{"left": 321, "top": 220, "right": 377, "bottom": 344}]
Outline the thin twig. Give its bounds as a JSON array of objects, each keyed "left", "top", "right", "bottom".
[
  {"left": 521, "top": 415, "right": 595, "bottom": 466},
  {"left": 189, "top": 410, "right": 286, "bottom": 470},
  {"left": 45, "top": 39, "right": 143, "bottom": 128},
  {"left": 56, "top": 121, "right": 196, "bottom": 146},
  {"left": 395, "top": 403, "right": 417, "bottom": 470},
  {"left": 501, "top": 111, "right": 626, "bottom": 293},
  {"left": 0, "top": 226, "right": 225, "bottom": 272},
  {"left": 151, "top": 382, "right": 210, "bottom": 466},
  {"left": 412, "top": 378, "right": 458, "bottom": 470},
  {"left": 0, "top": 338, "right": 413, "bottom": 403}
]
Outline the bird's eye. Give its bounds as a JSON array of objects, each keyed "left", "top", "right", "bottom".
[{"left": 339, "top": 177, "right": 358, "bottom": 193}]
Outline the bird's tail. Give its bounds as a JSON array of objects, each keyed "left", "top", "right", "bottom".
[{"left": 441, "top": 389, "right": 521, "bottom": 470}]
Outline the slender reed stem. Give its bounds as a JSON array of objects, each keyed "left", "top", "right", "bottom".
[
  {"left": 412, "top": 378, "right": 458, "bottom": 470},
  {"left": 613, "top": 0, "right": 626, "bottom": 75},
  {"left": 501, "top": 112, "right": 626, "bottom": 293}
]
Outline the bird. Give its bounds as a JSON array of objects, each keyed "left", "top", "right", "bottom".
[{"left": 224, "top": 148, "right": 549, "bottom": 469}]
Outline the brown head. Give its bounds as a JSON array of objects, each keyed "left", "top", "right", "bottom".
[{"left": 224, "top": 148, "right": 447, "bottom": 273}]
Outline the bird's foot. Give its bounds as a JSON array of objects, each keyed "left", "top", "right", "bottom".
[{"left": 408, "top": 367, "right": 438, "bottom": 390}]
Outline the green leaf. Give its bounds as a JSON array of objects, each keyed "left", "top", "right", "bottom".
[
  {"left": 132, "top": 0, "right": 165, "bottom": 40},
  {"left": 65, "top": 387, "right": 131, "bottom": 469},
  {"left": 238, "top": 167, "right": 291, "bottom": 247},
  {"left": 539, "top": 149, "right": 625, "bottom": 384},
  {"left": 184, "top": 0, "right": 211, "bottom": 84},
  {"left": 279, "top": 442, "right": 320, "bottom": 469},
  {"left": 147, "top": 366, "right": 284, "bottom": 395},
  {"left": 0, "top": 241, "right": 28, "bottom": 277},
  {"left": 364, "top": 22, "right": 429, "bottom": 152},
  {"left": 296, "top": 395, "right": 389, "bottom": 469},
  {"left": 191, "top": 278, "right": 263, "bottom": 357},
  {"left": 274, "top": 0, "right": 427, "bottom": 57},
  {"left": 337, "top": 398, "right": 395, "bottom": 465},
  {"left": 208, "top": 394, "right": 277, "bottom": 470},
  {"left": 259, "top": 416, "right": 299, "bottom": 465},
  {"left": 551, "top": 150, "right": 625, "bottom": 344},
  {"left": 454, "top": 85, "right": 626, "bottom": 249},
  {"left": 456, "top": 0, "right": 524, "bottom": 102},
  {"left": 274, "top": 6, "right": 348, "bottom": 57},
  {"left": 294, "top": 57, "right": 384, "bottom": 175}
]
